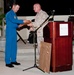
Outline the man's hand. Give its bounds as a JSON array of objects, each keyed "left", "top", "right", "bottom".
[
  {"left": 23, "top": 20, "right": 31, "bottom": 25},
  {"left": 29, "top": 27, "right": 34, "bottom": 31},
  {"left": 18, "top": 20, "right": 31, "bottom": 28},
  {"left": 27, "top": 23, "right": 33, "bottom": 26},
  {"left": 18, "top": 24, "right": 24, "bottom": 28}
]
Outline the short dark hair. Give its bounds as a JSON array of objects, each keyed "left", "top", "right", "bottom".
[{"left": 10, "top": 2, "right": 20, "bottom": 8}]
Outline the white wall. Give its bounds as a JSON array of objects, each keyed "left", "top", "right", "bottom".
[{"left": 54, "top": 15, "right": 70, "bottom": 22}]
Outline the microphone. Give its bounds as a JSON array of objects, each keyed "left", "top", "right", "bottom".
[
  {"left": 51, "top": 10, "right": 55, "bottom": 16},
  {"left": 47, "top": 10, "right": 55, "bottom": 15},
  {"left": 51, "top": 10, "right": 55, "bottom": 13},
  {"left": 52, "top": 10, "right": 55, "bottom": 13},
  {"left": 48, "top": 10, "right": 55, "bottom": 13},
  {"left": 48, "top": 10, "right": 55, "bottom": 21}
]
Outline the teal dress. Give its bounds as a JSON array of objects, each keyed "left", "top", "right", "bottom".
[{"left": 5, "top": 10, "right": 24, "bottom": 64}]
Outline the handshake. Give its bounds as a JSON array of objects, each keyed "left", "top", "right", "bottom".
[
  {"left": 19, "top": 20, "right": 32, "bottom": 28},
  {"left": 23, "top": 20, "right": 31, "bottom": 25}
]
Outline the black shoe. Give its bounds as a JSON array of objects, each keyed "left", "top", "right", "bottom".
[
  {"left": 11, "top": 62, "right": 21, "bottom": 65},
  {"left": 6, "top": 64, "right": 14, "bottom": 68}
]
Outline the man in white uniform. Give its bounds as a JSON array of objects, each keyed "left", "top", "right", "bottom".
[{"left": 29, "top": 3, "right": 49, "bottom": 54}]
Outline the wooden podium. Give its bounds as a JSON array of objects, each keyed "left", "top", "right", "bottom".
[{"left": 43, "top": 21, "right": 73, "bottom": 72}]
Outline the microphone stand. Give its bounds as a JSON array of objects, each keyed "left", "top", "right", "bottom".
[
  {"left": 23, "top": 16, "right": 51, "bottom": 72},
  {"left": 51, "top": 10, "right": 55, "bottom": 21}
]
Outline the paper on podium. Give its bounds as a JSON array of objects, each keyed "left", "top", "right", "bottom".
[{"left": 39, "top": 41, "right": 52, "bottom": 73}]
